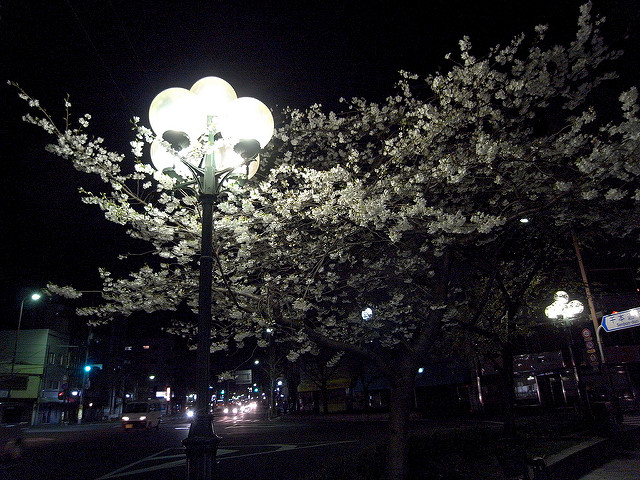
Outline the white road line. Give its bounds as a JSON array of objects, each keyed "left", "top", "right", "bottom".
[
  {"left": 217, "top": 441, "right": 357, "bottom": 461},
  {"left": 94, "top": 448, "right": 175, "bottom": 480},
  {"left": 94, "top": 449, "right": 238, "bottom": 480},
  {"left": 223, "top": 424, "right": 283, "bottom": 429},
  {"left": 94, "top": 441, "right": 355, "bottom": 479}
]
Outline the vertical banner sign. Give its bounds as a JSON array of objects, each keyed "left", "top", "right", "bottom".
[{"left": 581, "top": 328, "right": 600, "bottom": 367}]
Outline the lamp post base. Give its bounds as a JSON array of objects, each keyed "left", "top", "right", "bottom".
[{"left": 182, "top": 414, "right": 220, "bottom": 480}]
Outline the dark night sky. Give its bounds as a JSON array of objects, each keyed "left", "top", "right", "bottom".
[{"left": 1, "top": 0, "right": 638, "bottom": 326}]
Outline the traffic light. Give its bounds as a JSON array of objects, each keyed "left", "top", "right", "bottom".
[
  {"left": 82, "top": 364, "right": 102, "bottom": 372},
  {"left": 58, "top": 391, "right": 64, "bottom": 400}
]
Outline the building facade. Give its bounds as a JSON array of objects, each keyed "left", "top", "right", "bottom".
[{"left": 0, "top": 329, "right": 84, "bottom": 425}]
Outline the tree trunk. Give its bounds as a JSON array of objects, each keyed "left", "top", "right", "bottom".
[
  {"left": 500, "top": 345, "right": 517, "bottom": 437},
  {"left": 321, "top": 379, "right": 329, "bottom": 414},
  {"left": 385, "top": 374, "right": 415, "bottom": 480}
]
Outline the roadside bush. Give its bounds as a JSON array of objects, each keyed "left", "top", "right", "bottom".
[
  {"left": 515, "top": 409, "right": 586, "bottom": 439},
  {"left": 301, "top": 427, "right": 503, "bottom": 480}
]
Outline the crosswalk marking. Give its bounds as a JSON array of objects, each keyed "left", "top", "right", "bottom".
[{"left": 623, "top": 414, "right": 640, "bottom": 426}]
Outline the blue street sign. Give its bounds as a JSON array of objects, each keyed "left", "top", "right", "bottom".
[{"left": 602, "top": 307, "right": 640, "bottom": 332}]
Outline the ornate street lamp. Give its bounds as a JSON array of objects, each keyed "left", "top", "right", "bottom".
[
  {"left": 148, "top": 76, "right": 274, "bottom": 480},
  {"left": 545, "top": 290, "right": 585, "bottom": 405}
]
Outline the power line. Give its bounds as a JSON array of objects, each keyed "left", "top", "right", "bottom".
[
  {"left": 106, "top": 0, "right": 154, "bottom": 90},
  {"left": 63, "top": 0, "right": 136, "bottom": 118}
]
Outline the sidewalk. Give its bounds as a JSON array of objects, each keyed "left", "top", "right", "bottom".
[
  {"left": 25, "top": 420, "right": 121, "bottom": 434},
  {"left": 574, "top": 416, "right": 640, "bottom": 480},
  {"left": 546, "top": 419, "right": 640, "bottom": 480},
  {"left": 576, "top": 446, "right": 640, "bottom": 480}
]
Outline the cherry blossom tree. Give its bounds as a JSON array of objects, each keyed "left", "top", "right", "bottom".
[{"left": 13, "top": 3, "right": 640, "bottom": 478}]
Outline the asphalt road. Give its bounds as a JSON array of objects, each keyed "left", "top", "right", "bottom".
[{"left": 1, "top": 410, "right": 389, "bottom": 480}]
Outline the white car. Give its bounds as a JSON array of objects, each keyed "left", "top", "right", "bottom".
[
  {"left": 121, "top": 400, "right": 166, "bottom": 430},
  {"left": 222, "top": 404, "right": 239, "bottom": 415}
]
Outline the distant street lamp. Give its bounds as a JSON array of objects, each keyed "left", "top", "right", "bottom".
[
  {"left": 545, "top": 290, "right": 585, "bottom": 405},
  {"left": 148, "top": 76, "right": 273, "bottom": 480},
  {"left": 7, "top": 292, "right": 42, "bottom": 399}
]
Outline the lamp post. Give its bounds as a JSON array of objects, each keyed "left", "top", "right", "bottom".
[
  {"left": 148, "top": 76, "right": 273, "bottom": 480},
  {"left": 7, "top": 292, "right": 42, "bottom": 399},
  {"left": 545, "top": 290, "right": 585, "bottom": 405}
]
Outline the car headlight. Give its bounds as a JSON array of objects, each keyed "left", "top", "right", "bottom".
[
  {"left": 223, "top": 407, "right": 229, "bottom": 414},
  {"left": 186, "top": 410, "right": 194, "bottom": 418},
  {"left": 232, "top": 407, "right": 238, "bottom": 414},
  {"left": 140, "top": 416, "right": 147, "bottom": 421},
  {"left": 122, "top": 416, "right": 130, "bottom": 421}
]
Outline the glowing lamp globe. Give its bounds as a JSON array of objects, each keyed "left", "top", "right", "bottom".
[
  {"left": 149, "top": 76, "right": 274, "bottom": 180},
  {"left": 213, "top": 97, "right": 274, "bottom": 175},
  {"left": 554, "top": 291, "right": 569, "bottom": 305},
  {"left": 564, "top": 300, "right": 584, "bottom": 318},
  {"left": 545, "top": 291, "right": 584, "bottom": 320},
  {"left": 247, "top": 157, "right": 260, "bottom": 179},
  {"left": 545, "top": 303, "right": 562, "bottom": 319},
  {"left": 210, "top": 143, "right": 259, "bottom": 176},
  {"left": 148, "top": 87, "right": 206, "bottom": 142},
  {"left": 150, "top": 137, "right": 192, "bottom": 177},
  {"left": 220, "top": 97, "right": 274, "bottom": 149},
  {"left": 190, "top": 77, "right": 238, "bottom": 118}
]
